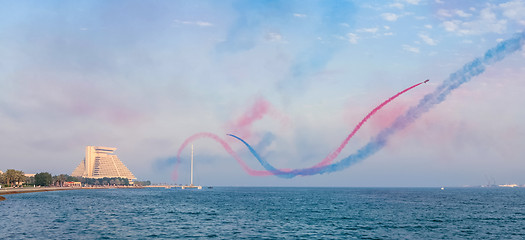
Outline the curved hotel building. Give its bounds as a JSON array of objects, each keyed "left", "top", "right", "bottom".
[{"left": 72, "top": 146, "right": 136, "bottom": 180}]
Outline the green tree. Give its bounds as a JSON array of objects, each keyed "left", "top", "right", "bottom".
[
  {"left": 66, "top": 175, "right": 79, "bottom": 182},
  {"left": 56, "top": 174, "right": 67, "bottom": 187},
  {"left": 5, "top": 169, "right": 13, "bottom": 187},
  {"left": 3, "top": 169, "right": 25, "bottom": 187},
  {"left": 34, "top": 172, "right": 53, "bottom": 186},
  {"left": 0, "top": 172, "right": 5, "bottom": 185},
  {"left": 14, "top": 170, "right": 26, "bottom": 186},
  {"left": 5, "top": 169, "right": 17, "bottom": 187},
  {"left": 25, "top": 176, "right": 35, "bottom": 185},
  {"left": 134, "top": 180, "right": 151, "bottom": 186}
]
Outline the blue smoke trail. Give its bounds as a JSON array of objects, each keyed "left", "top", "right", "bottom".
[
  {"left": 228, "top": 134, "right": 296, "bottom": 178},
  {"left": 230, "top": 32, "right": 525, "bottom": 177}
]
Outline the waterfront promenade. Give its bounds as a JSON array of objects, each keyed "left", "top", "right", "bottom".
[{"left": 0, "top": 186, "right": 144, "bottom": 201}]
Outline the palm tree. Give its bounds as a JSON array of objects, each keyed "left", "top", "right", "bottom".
[
  {"left": 0, "top": 172, "right": 5, "bottom": 186},
  {"left": 3, "top": 169, "right": 25, "bottom": 187},
  {"left": 5, "top": 169, "right": 17, "bottom": 187},
  {"left": 57, "top": 174, "right": 67, "bottom": 187},
  {"left": 52, "top": 176, "right": 57, "bottom": 186},
  {"left": 14, "top": 170, "right": 26, "bottom": 187}
]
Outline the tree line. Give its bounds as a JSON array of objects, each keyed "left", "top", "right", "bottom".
[
  {"left": 1, "top": 169, "right": 151, "bottom": 187},
  {"left": 0, "top": 169, "right": 26, "bottom": 187}
]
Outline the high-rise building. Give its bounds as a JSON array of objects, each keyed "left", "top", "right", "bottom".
[{"left": 72, "top": 146, "right": 136, "bottom": 180}]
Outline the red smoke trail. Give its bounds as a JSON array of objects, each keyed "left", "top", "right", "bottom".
[
  {"left": 173, "top": 132, "right": 276, "bottom": 180},
  {"left": 227, "top": 97, "right": 270, "bottom": 139},
  {"left": 226, "top": 97, "right": 289, "bottom": 140},
  {"left": 313, "top": 80, "right": 427, "bottom": 168},
  {"left": 173, "top": 80, "right": 427, "bottom": 180}
]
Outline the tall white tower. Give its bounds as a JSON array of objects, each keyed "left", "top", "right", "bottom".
[
  {"left": 180, "top": 144, "right": 201, "bottom": 189},
  {"left": 190, "top": 144, "right": 194, "bottom": 186}
]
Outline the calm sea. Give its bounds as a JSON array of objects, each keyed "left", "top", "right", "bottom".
[{"left": 1, "top": 187, "right": 525, "bottom": 239}]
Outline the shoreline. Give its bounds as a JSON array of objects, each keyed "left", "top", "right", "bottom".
[{"left": 0, "top": 186, "right": 144, "bottom": 200}]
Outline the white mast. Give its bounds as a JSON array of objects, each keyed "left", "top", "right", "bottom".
[
  {"left": 180, "top": 144, "right": 201, "bottom": 189},
  {"left": 190, "top": 144, "right": 194, "bottom": 186}
]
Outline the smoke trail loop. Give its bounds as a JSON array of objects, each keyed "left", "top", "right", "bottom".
[
  {"left": 175, "top": 32, "right": 524, "bottom": 179},
  {"left": 231, "top": 32, "right": 525, "bottom": 177},
  {"left": 175, "top": 80, "right": 427, "bottom": 179}
]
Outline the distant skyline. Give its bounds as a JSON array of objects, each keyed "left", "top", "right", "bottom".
[{"left": 1, "top": 0, "right": 524, "bottom": 186}]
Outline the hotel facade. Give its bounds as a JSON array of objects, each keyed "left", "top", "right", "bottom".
[{"left": 72, "top": 146, "right": 136, "bottom": 180}]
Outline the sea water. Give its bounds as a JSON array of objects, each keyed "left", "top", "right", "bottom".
[{"left": 1, "top": 187, "right": 525, "bottom": 239}]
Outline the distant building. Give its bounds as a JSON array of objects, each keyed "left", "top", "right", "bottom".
[
  {"left": 63, "top": 181, "right": 82, "bottom": 187},
  {"left": 0, "top": 170, "right": 3, "bottom": 174},
  {"left": 72, "top": 146, "right": 136, "bottom": 180}
]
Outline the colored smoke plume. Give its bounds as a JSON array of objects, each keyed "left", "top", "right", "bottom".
[
  {"left": 174, "top": 79, "right": 425, "bottom": 179},
  {"left": 226, "top": 97, "right": 290, "bottom": 140},
  {"left": 173, "top": 132, "right": 280, "bottom": 180},
  {"left": 234, "top": 32, "right": 525, "bottom": 177},
  {"left": 175, "top": 32, "right": 524, "bottom": 180},
  {"left": 227, "top": 97, "right": 270, "bottom": 139},
  {"left": 227, "top": 79, "right": 428, "bottom": 177}
]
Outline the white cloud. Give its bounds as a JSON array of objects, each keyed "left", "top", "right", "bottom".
[
  {"left": 195, "top": 21, "right": 213, "bottom": 27},
  {"left": 443, "top": 20, "right": 459, "bottom": 32},
  {"left": 462, "top": 8, "right": 507, "bottom": 34},
  {"left": 384, "top": 32, "right": 394, "bottom": 36},
  {"left": 500, "top": 0, "right": 525, "bottom": 24},
  {"left": 403, "top": 44, "right": 420, "bottom": 53},
  {"left": 293, "top": 13, "right": 307, "bottom": 18},
  {"left": 435, "top": 0, "right": 444, "bottom": 4},
  {"left": 496, "top": 38, "right": 504, "bottom": 43},
  {"left": 437, "top": 9, "right": 452, "bottom": 18},
  {"left": 384, "top": 25, "right": 390, "bottom": 30},
  {"left": 347, "top": 33, "right": 358, "bottom": 44},
  {"left": 174, "top": 19, "right": 213, "bottom": 27},
  {"left": 265, "top": 32, "right": 283, "bottom": 42},
  {"left": 480, "top": 7, "right": 497, "bottom": 21},
  {"left": 438, "top": 9, "right": 472, "bottom": 18},
  {"left": 440, "top": 5, "right": 507, "bottom": 35},
  {"left": 455, "top": 10, "right": 472, "bottom": 18},
  {"left": 382, "top": 13, "right": 399, "bottom": 22},
  {"left": 358, "top": 28, "right": 379, "bottom": 33},
  {"left": 425, "top": 24, "right": 433, "bottom": 29},
  {"left": 340, "top": 23, "right": 350, "bottom": 28},
  {"left": 405, "top": 0, "right": 420, "bottom": 5},
  {"left": 419, "top": 33, "right": 437, "bottom": 45},
  {"left": 390, "top": 3, "right": 404, "bottom": 9}
]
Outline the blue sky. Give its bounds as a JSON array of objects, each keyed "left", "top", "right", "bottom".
[{"left": 1, "top": 0, "right": 524, "bottom": 186}]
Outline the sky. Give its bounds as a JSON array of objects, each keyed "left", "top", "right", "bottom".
[{"left": 1, "top": 0, "right": 524, "bottom": 187}]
